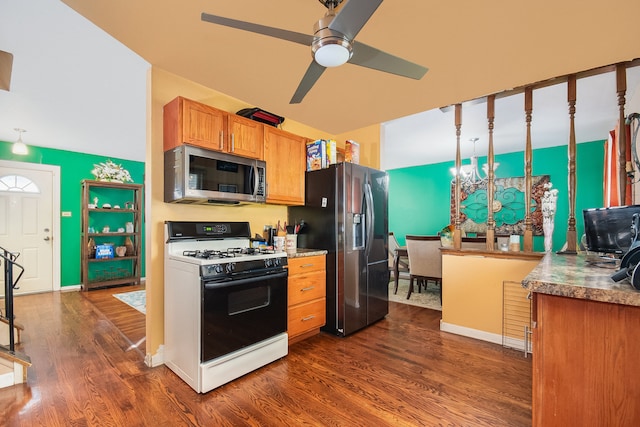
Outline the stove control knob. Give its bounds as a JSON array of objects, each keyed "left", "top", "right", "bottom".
[
  {"left": 273, "top": 258, "right": 281, "bottom": 267},
  {"left": 214, "top": 264, "right": 224, "bottom": 274},
  {"left": 265, "top": 258, "right": 272, "bottom": 268},
  {"left": 226, "top": 262, "right": 236, "bottom": 273}
]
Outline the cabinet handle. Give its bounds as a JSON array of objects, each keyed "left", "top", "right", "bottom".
[
  {"left": 302, "top": 315, "right": 316, "bottom": 322},
  {"left": 231, "top": 134, "right": 235, "bottom": 152},
  {"left": 300, "top": 263, "right": 314, "bottom": 268},
  {"left": 219, "top": 131, "right": 224, "bottom": 150},
  {"left": 300, "top": 286, "right": 315, "bottom": 292}
]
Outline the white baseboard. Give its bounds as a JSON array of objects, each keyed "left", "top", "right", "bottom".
[
  {"left": 439, "top": 321, "right": 503, "bottom": 345},
  {"left": 63, "top": 277, "right": 145, "bottom": 292},
  {"left": 145, "top": 344, "right": 164, "bottom": 367}
]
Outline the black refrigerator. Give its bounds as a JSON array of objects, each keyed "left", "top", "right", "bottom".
[{"left": 289, "top": 162, "right": 389, "bottom": 337}]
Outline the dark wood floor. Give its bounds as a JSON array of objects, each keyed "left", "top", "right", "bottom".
[
  {"left": 1, "top": 290, "right": 532, "bottom": 426},
  {"left": 81, "top": 284, "right": 146, "bottom": 354}
]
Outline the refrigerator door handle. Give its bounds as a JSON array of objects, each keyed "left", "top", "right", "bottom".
[{"left": 364, "top": 182, "right": 375, "bottom": 258}]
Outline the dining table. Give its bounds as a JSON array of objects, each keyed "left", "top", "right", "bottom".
[{"left": 393, "top": 246, "right": 408, "bottom": 294}]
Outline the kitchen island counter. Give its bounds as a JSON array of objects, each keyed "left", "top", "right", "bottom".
[
  {"left": 523, "top": 252, "right": 640, "bottom": 426},
  {"left": 522, "top": 252, "right": 640, "bottom": 306}
]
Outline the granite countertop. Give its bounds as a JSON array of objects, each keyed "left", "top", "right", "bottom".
[
  {"left": 522, "top": 253, "right": 640, "bottom": 307},
  {"left": 287, "top": 248, "right": 327, "bottom": 258}
]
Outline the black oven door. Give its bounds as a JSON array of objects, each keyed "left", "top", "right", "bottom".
[{"left": 201, "top": 270, "right": 287, "bottom": 362}]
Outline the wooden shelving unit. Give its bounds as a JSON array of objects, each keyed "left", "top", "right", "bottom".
[{"left": 80, "top": 180, "right": 143, "bottom": 291}]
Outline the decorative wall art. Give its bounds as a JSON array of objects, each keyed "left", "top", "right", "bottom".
[{"left": 450, "top": 175, "right": 551, "bottom": 235}]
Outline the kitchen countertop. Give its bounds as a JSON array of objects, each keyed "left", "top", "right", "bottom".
[
  {"left": 522, "top": 253, "right": 640, "bottom": 307},
  {"left": 287, "top": 249, "right": 327, "bottom": 258}
]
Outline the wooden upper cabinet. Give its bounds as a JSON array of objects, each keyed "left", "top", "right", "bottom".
[
  {"left": 163, "top": 96, "right": 226, "bottom": 152},
  {"left": 163, "top": 96, "right": 263, "bottom": 160},
  {"left": 227, "top": 114, "right": 264, "bottom": 160},
  {"left": 263, "top": 126, "right": 308, "bottom": 205}
]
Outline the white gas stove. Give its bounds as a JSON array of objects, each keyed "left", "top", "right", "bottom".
[{"left": 163, "top": 221, "right": 288, "bottom": 393}]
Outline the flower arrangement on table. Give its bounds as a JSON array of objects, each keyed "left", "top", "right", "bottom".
[{"left": 91, "top": 159, "right": 133, "bottom": 183}]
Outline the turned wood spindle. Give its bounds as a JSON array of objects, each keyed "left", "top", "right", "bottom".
[
  {"left": 616, "top": 63, "right": 628, "bottom": 205},
  {"left": 565, "top": 75, "right": 577, "bottom": 253},
  {"left": 523, "top": 87, "right": 534, "bottom": 252},
  {"left": 454, "top": 103, "right": 462, "bottom": 250},
  {"left": 486, "top": 95, "right": 496, "bottom": 251}
]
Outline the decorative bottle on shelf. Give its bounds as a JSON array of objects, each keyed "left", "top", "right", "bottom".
[
  {"left": 124, "top": 236, "right": 135, "bottom": 256},
  {"left": 88, "top": 237, "right": 96, "bottom": 259}
]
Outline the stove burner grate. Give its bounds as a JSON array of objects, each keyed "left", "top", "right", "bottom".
[{"left": 182, "top": 247, "right": 276, "bottom": 260}]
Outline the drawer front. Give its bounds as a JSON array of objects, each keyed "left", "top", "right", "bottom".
[
  {"left": 288, "top": 298, "right": 326, "bottom": 338},
  {"left": 288, "top": 255, "right": 326, "bottom": 275},
  {"left": 288, "top": 271, "right": 325, "bottom": 306}
]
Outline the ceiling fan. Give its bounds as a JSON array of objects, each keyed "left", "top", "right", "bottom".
[{"left": 201, "top": 0, "right": 428, "bottom": 104}]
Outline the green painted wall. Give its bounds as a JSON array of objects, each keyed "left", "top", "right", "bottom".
[
  {"left": 0, "top": 141, "right": 145, "bottom": 287},
  {"left": 388, "top": 140, "right": 605, "bottom": 252}
]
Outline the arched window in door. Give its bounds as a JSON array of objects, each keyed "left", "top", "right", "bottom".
[{"left": 0, "top": 174, "right": 41, "bottom": 193}]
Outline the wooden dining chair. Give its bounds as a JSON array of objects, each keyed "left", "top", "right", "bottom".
[
  {"left": 405, "top": 235, "right": 442, "bottom": 302},
  {"left": 389, "top": 232, "right": 410, "bottom": 293}
]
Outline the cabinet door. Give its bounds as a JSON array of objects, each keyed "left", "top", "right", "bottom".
[
  {"left": 264, "top": 127, "right": 307, "bottom": 205},
  {"left": 182, "top": 99, "right": 226, "bottom": 151},
  {"left": 227, "top": 115, "right": 264, "bottom": 159}
]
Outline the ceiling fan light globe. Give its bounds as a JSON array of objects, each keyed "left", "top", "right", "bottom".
[{"left": 314, "top": 44, "right": 350, "bottom": 67}]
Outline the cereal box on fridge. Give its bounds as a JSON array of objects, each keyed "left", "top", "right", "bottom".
[
  {"left": 306, "top": 140, "right": 324, "bottom": 171},
  {"left": 345, "top": 140, "right": 360, "bottom": 164},
  {"left": 325, "top": 139, "right": 337, "bottom": 166}
]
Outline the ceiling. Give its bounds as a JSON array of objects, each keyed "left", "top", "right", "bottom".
[
  {"left": 59, "top": 0, "right": 640, "bottom": 139},
  {"left": 383, "top": 68, "right": 640, "bottom": 169}
]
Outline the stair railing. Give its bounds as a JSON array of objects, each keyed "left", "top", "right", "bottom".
[{"left": 0, "top": 245, "right": 24, "bottom": 352}]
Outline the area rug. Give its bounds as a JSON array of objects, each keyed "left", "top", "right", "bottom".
[
  {"left": 389, "top": 278, "right": 442, "bottom": 311},
  {"left": 113, "top": 290, "right": 146, "bottom": 315}
]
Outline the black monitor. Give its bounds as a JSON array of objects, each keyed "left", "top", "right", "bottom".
[{"left": 582, "top": 205, "right": 640, "bottom": 255}]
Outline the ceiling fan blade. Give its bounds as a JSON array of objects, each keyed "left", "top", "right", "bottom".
[
  {"left": 201, "top": 13, "right": 314, "bottom": 46},
  {"left": 329, "top": 0, "right": 383, "bottom": 40},
  {"left": 290, "top": 61, "right": 327, "bottom": 104},
  {"left": 349, "top": 41, "right": 428, "bottom": 80}
]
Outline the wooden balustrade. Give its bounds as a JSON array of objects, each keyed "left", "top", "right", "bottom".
[{"left": 448, "top": 60, "right": 638, "bottom": 253}]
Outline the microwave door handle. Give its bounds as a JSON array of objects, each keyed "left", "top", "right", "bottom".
[{"left": 252, "top": 163, "right": 259, "bottom": 197}]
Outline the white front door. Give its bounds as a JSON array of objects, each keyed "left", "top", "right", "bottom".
[{"left": 0, "top": 161, "right": 60, "bottom": 295}]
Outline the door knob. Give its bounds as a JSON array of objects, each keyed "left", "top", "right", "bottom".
[{"left": 44, "top": 236, "right": 51, "bottom": 241}]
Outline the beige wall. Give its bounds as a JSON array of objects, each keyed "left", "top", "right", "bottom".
[
  {"left": 145, "top": 68, "right": 335, "bottom": 360},
  {"left": 334, "top": 124, "right": 381, "bottom": 169},
  {"left": 441, "top": 254, "right": 539, "bottom": 338}
]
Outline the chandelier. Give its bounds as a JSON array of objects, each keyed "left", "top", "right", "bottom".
[{"left": 450, "top": 138, "right": 498, "bottom": 183}]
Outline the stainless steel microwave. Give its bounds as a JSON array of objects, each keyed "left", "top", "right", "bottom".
[{"left": 164, "top": 145, "right": 266, "bottom": 205}]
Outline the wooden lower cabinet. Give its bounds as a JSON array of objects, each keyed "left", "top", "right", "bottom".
[
  {"left": 532, "top": 293, "right": 640, "bottom": 426},
  {"left": 287, "top": 255, "right": 326, "bottom": 344}
]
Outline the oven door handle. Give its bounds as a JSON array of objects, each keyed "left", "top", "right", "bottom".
[{"left": 203, "top": 270, "right": 288, "bottom": 290}]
